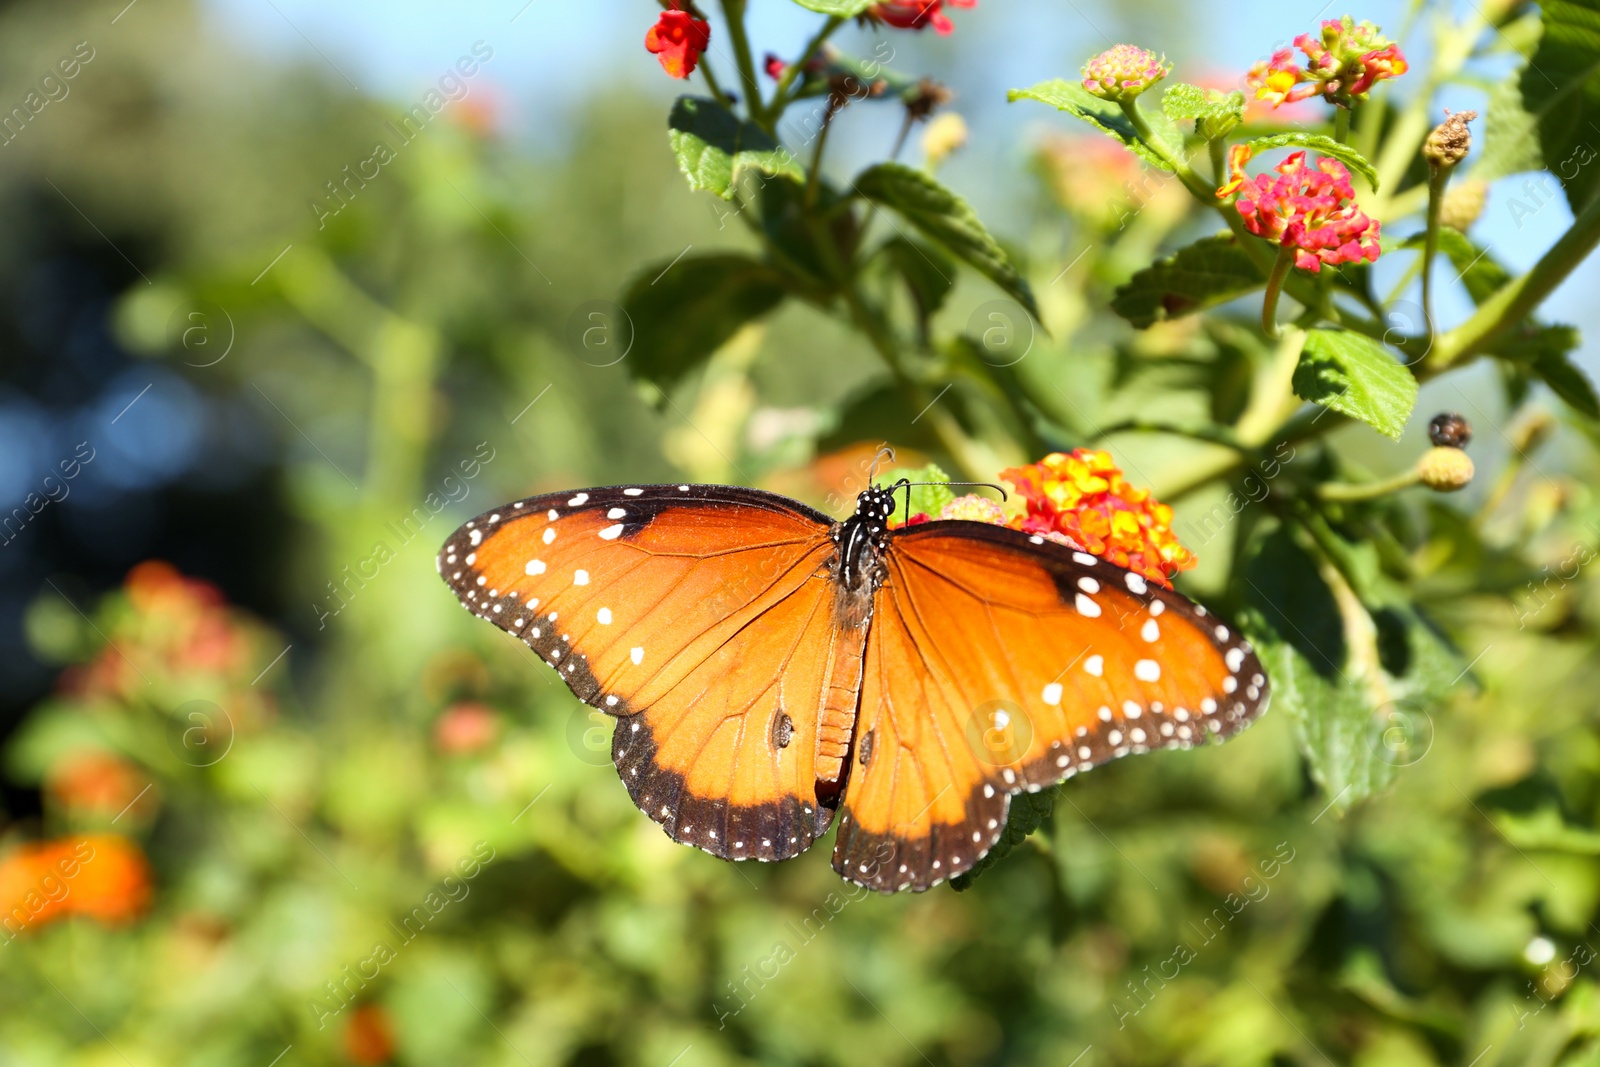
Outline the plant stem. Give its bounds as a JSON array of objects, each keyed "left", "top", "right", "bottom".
[
  {"left": 1237, "top": 324, "right": 1307, "bottom": 447},
  {"left": 804, "top": 111, "right": 834, "bottom": 210},
  {"left": 1370, "top": 7, "right": 1484, "bottom": 203},
  {"left": 720, "top": 0, "right": 765, "bottom": 125},
  {"left": 699, "top": 61, "right": 734, "bottom": 111},
  {"left": 767, "top": 15, "right": 843, "bottom": 120},
  {"left": 1431, "top": 187, "right": 1600, "bottom": 368},
  {"left": 1333, "top": 105, "right": 1351, "bottom": 144},
  {"left": 1421, "top": 161, "right": 1450, "bottom": 335},
  {"left": 1260, "top": 246, "right": 1296, "bottom": 339},
  {"left": 1317, "top": 466, "right": 1423, "bottom": 502},
  {"left": 1117, "top": 98, "right": 1216, "bottom": 203}
]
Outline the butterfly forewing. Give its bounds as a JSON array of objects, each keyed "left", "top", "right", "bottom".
[
  {"left": 832, "top": 521, "right": 1269, "bottom": 892},
  {"left": 438, "top": 485, "right": 843, "bottom": 860}
]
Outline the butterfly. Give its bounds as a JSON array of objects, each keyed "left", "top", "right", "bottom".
[{"left": 437, "top": 480, "right": 1268, "bottom": 892}]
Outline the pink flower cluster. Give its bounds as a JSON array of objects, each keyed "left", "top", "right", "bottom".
[
  {"left": 1248, "top": 16, "right": 1407, "bottom": 108},
  {"left": 1082, "top": 44, "right": 1171, "bottom": 101},
  {"left": 1219, "top": 147, "right": 1381, "bottom": 272}
]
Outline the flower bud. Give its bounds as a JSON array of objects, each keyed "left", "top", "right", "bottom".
[
  {"left": 1082, "top": 44, "right": 1171, "bottom": 102},
  {"left": 1439, "top": 178, "right": 1487, "bottom": 230},
  {"left": 1417, "top": 446, "right": 1474, "bottom": 492},
  {"left": 1423, "top": 109, "right": 1477, "bottom": 168},
  {"left": 922, "top": 112, "right": 969, "bottom": 168},
  {"left": 1427, "top": 412, "right": 1471, "bottom": 448}
]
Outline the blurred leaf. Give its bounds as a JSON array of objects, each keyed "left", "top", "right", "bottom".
[
  {"left": 1294, "top": 328, "right": 1418, "bottom": 438},
  {"left": 819, "top": 380, "right": 947, "bottom": 456},
  {"left": 879, "top": 237, "right": 956, "bottom": 324},
  {"left": 789, "top": 0, "right": 875, "bottom": 14},
  {"left": 668, "top": 96, "right": 803, "bottom": 201},
  {"left": 1408, "top": 228, "right": 1512, "bottom": 304},
  {"left": 1475, "top": 70, "right": 1545, "bottom": 183},
  {"left": 1008, "top": 79, "right": 1174, "bottom": 170},
  {"left": 823, "top": 49, "right": 922, "bottom": 101},
  {"left": 853, "top": 163, "right": 1040, "bottom": 320},
  {"left": 1495, "top": 807, "right": 1600, "bottom": 853},
  {"left": 950, "top": 789, "right": 1055, "bottom": 891},
  {"left": 875, "top": 462, "right": 954, "bottom": 518},
  {"left": 1529, "top": 335, "right": 1600, "bottom": 418},
  {"left": 620, "top": 253, "right": 790, "bottom": 389},
  {"left": 1111, "top": 234, "right": 1263, "bottom": 328},
  {"left": 1161, "top": 82, "right": 1245, "bottom": 139},
  {"left": 1239, "top": 132, "right": 1379, "bottom": 190},
  {"left": 1522, "top": 0, "right": 1600, "bottom": 211}
]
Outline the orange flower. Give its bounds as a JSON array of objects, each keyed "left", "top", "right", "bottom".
[
  {"left": 48, "top": 751, "right": 154, "bottom": 821},
  {"left": 0, "top": 834, "right": 151, "bottom": 936},
  {"left": 1001, "top": 450, "right": 1196, "bottom": 587},
  {"left": 344, "top": 1003, "right": 398, "bottom": 1064}
]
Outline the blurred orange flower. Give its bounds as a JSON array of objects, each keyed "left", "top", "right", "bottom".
[
  {"left": 344, "top": 1003, "right": 398, "bottom": 1064},
  {"left": 47, "top": 750, "right": 154, "bottom": 820},
  {"left": 434, "top": 702, "right": 499, "bottom": 755},
  {"left": 0, "top": 834, "right": 151, "bottom": 936},
  {"left": 1002, "top": 449, "right": 1196, "bottom": 587}
]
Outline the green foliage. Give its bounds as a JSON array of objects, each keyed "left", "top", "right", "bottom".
[
  {"left": 668, "top": 96, "right": 803, "bottom": 200},
  {"left": 1522, "top": 0, "right": 1600, "bottom": 211},
  {"left": 620, "top": 253, "right": 790, "bottom": 388},
  {"left": 1008, "top": 79, "right": 1175, "bottom": 170},
  {"left": 1161, "top": 82, "right": 1245, "bottom": 139},
  {"left": 1238, "top": 132, "right": 1380, "bottom": 189},
  {"left": 1293, "top": 328, "right": 1419, "bottom": 438},
  {"left": 950, "top": 789, "right": 1055, "bottom": 891},
  {"left": 852, "top": 162, "right": 1040, "bottom": 319},
  {"left": 874, "top": 462, "right": 954, "bottom": 517},
  {"left": 789, "top": 0, "right": 876, "bottom": 14},
  {"left": 1111, "top": 234, "right": 1263, "bottom": 328},
  {"left": 1475, "top": 70, "right": 1545, "bottom": 183}
]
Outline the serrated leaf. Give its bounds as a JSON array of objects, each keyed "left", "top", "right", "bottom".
[
  {"left": 1294, "top": 328, "right": 1418, "bottom": 438},
  {"left": 1475, "top": 72, "right": 1545, "bottom": 183},
  {"left": 1240, "top": 132, "right": 1380, "bottom": 191},
  {"left": 852, "top": 163, "right": 1039, "bottom": 320},
  {"left": 789, "top": 0, "right": 874, "bottom": 14},
  {"left": 1008, "top": 79, "right": 1175, "bottom": 171},
  {"left": 1111, "top": 234, "right": 1263, "bottom": 328},
  {"left": 1522, "top": 0, "right": 1600, "bottom": 211},
  {"left": 668, "top": 96, "right": 803, "bottom": 201},
  {"left": 620, "top": 253, "right": 790, "bottom": 389},
  {"left": 1162, "top": 82, "right": 1245, "bottom": 139},
  {"left": 951, "top": 788, "right": 1056, "bottom": 891}
]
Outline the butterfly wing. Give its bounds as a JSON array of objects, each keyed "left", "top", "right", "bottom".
[
  {"left": 833, "top": 521, "right": 1269, "bottom": 892},
  {"left": 438, "top": 485, "right": 845, "bottom": 861}
]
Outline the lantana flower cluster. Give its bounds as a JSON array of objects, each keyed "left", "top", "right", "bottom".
[
  {"left": 1001, "top": 450, "right": 1196, "bottom": 587},
  {"left": 1081, "top": 44, "right": 1171, "bottom": 102},
  {"left": 0, "top": 834, "right": 152, "bottom": 934},
  {"left": 1218, "top": 147, "right": 1381, "bottom": 272},
  {"left": 1247, "top": 16, "right": 1406, "bottom": 109}
]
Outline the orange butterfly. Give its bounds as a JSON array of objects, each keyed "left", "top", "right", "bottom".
[{"left": 438, "top": 481, "right": 1268, "bottom": 892}]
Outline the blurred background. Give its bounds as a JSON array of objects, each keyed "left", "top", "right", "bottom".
[{"left": 3, "top": 0, "right": 1600, "bottom": 1064}]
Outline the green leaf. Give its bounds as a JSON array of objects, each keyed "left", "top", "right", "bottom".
[
  {"left": 1522, "top": 0, "right": 1600, "bottom": 211},
  {"left": 950, "top": 788, "right": 1056, "bottom": 891},
  {"left": 1531, "top": 335, "right": 1600, "bottom": 417},
  {"left": 1007, "top": 79, "right": 1174, "bottom": 171},
  {"left": 788, "top": 0, "right": 875, "bottom": 14},
  {"left": 874, "top": 462, "right": 954, "bottom": 518},
  {"left": 879, "top": 237, "right": 956, "bottom": 321},
  {"left": 1110, "top": 234, "right": 1263, "bottom": 329},
  {"left": 619, "top": 253, "right": 790, "bottom": 389},
  {"left": 1239, "top": 132, "right": 1380, "bottom": 191},
  {"left": 1408, "top": 228, "right": 1512, "bottom": 305},
  {"left": 1494, "top": 807, "right": 1600, "bottom": 853},
  {"left": 1474, "top": 72, "right": 1545, "bottom": 183},
  {"left": 1161, "top": 82, "right": 1245, "bottom": 139},
  {"left": 1294, "top": 328, "right": 1419, "bottom": 438},
  {"left": 852, "top": 163, "right": 1039, "bottom": 320},
  {"left": 668, "top": 96, "right": 803, "bottom": 201}
]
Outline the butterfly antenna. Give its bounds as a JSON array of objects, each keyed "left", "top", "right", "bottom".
[
  {"left": 867, "top": 444, "right": 896, "bottom": 483},
  {"left": 903, "top": 480, "right": 1010, "bottom": 502}
]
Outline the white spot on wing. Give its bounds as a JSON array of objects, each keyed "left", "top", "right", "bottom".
[
  {"left": 1141, "top": 619, "right": 1160, "bottom": 643},
  {"left": 1075, "top": 593, "right": 1101, "bottom": 617},
  {"left": 1042, "top": 683, "right": 1063, "bottom": 706},
  {"left": 630, "top": 646, "right": 644, "bottom": 665},
  {"left": 525, "top": 560, "right": 546, "bottom": 575},
  {"left": 574, "top": 570, "right": 589, "bottom": 586},
  {"left": 1078, "top": 577, "right": 1100, "bottom": 594},
  {"left": 624, "top": 488, "right": 644, "bottom": 496},
  {"left": 1073, "top": 552, "right": 1098, "bottom": 567},
  {"left": 469, "top": 529, "right": 482, "bottom": 546},
  {"left": 599, "top": 524, "right": 624, "bottom": 540},
  {"left": 1125, "top": 572, "right": 1148, "bottom": 595},
  {"left": 568, "top": 493, "right": 589, "bottom": 506},
  {"left": 607, "top": 507, "right": 626, "bottom": 519},
  {"left": 543, "top": 528, "right": 556, "bottom": 545},
  {"left": 597, "top": 607, "right": 612, "bottom": 624},
  {"left": 1085, "top": 655, "right": 1104, "bottom": 677},
  {"left": 1225, "top": 648, "right": 1245, "bottom": 672},
  {"left": 1135, "top": 659, "right": 1161, "bottom": 682}
]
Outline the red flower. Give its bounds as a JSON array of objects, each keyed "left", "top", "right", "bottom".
[
  {"left": 645, "top": 7, "right": 710, "bottom": 80},
  {"left": 1222, "top": 148, "right": 1381, "bottom": 272},
  {"left": 344, "top": 1004, "right": 398, "bottom": 1065},
  {"left": 867, "top": 0, "right": 976, "bottom": 35},
  {"left": 1247, "top": 16, "right": 1407, "bottom": 109}
]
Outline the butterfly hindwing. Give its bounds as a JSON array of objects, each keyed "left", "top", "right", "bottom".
[
  {"left": 438, "top": 484, "right": 842, "bottom": 861},
  {"left": 832, "top": 521, "right": 1269, "bottom": 892}
]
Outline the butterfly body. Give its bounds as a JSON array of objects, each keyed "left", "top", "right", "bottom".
[{"left": 439, "top": 481, "right": 1268, "bottom": 892}]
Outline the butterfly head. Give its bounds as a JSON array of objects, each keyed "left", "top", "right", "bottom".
[{"left": 851, "top": 483, "right": 901, "bottom": 540}]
